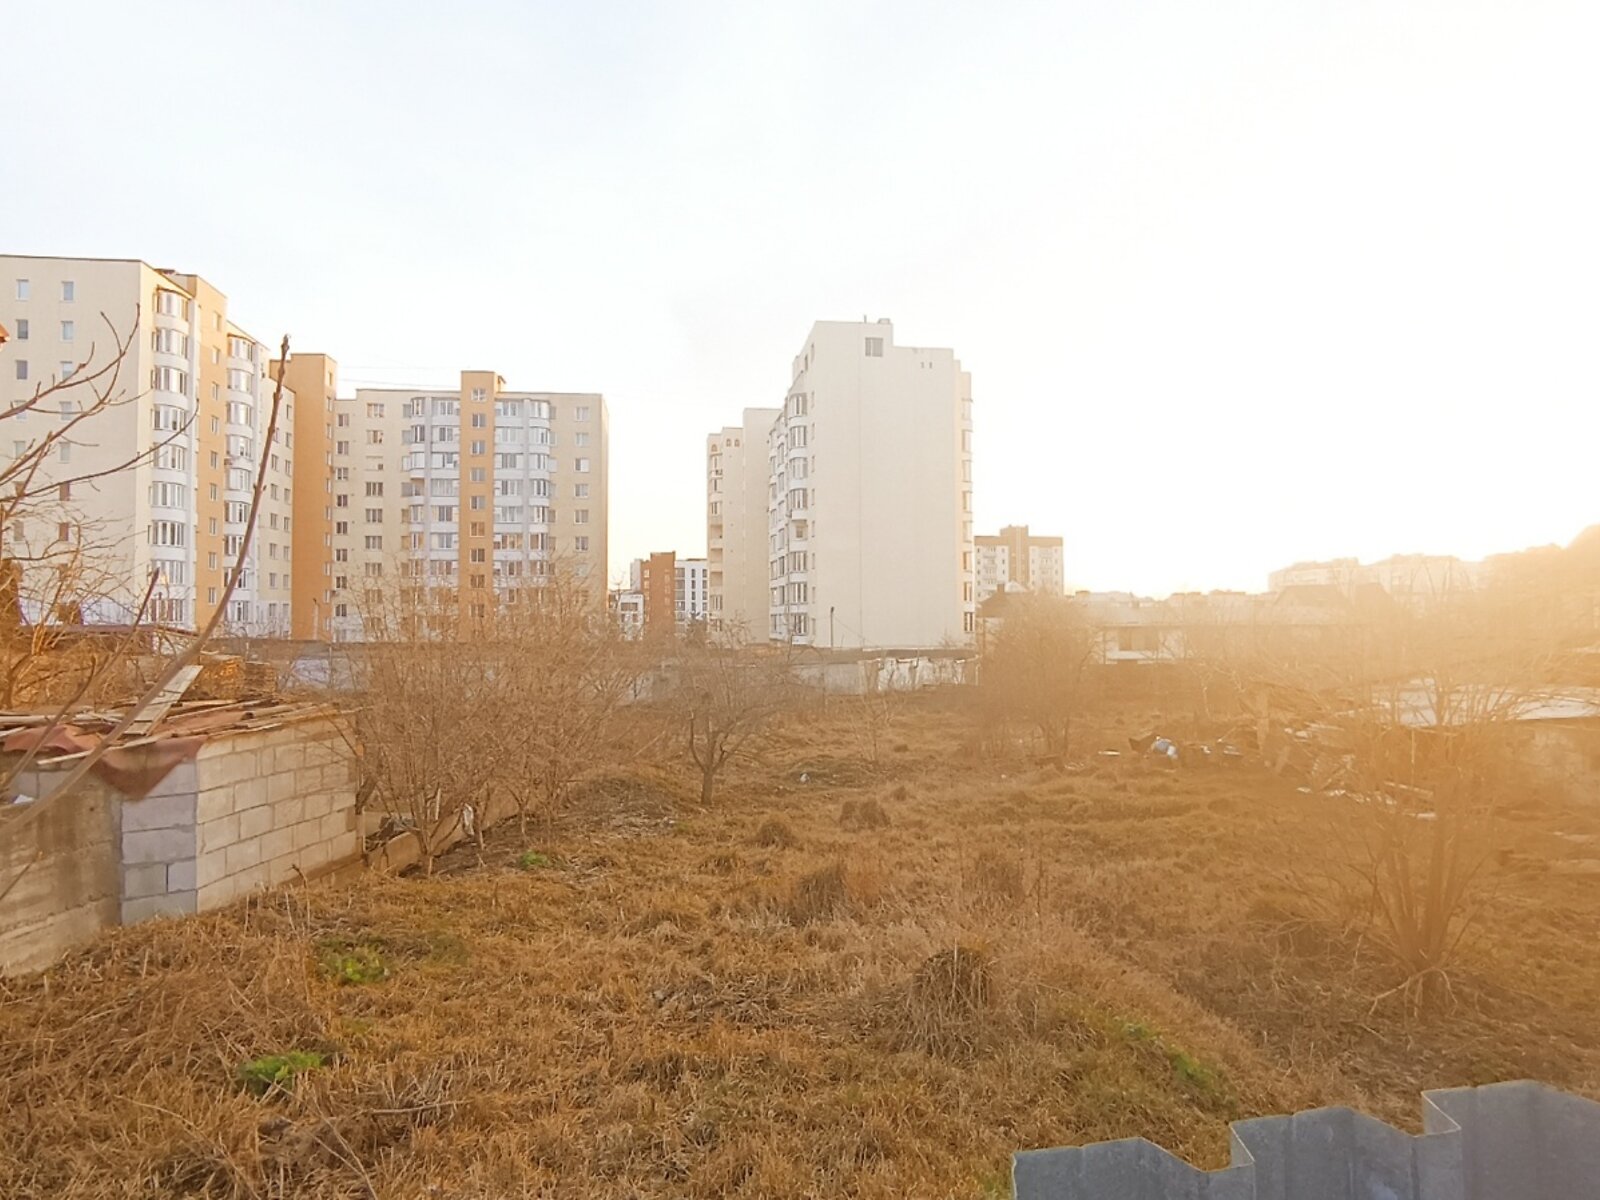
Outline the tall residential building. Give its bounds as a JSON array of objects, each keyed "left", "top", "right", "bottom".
[
  {"left": 706, "top": 407, "right": 779, "bottom": 638},
  {"left": 675, "top": 557, "right": 709, "bottom": 629},
  {"left": 325, "top": 375, "right": 607, "bottom": 639},
  {"left": 0, "top": 255, "right": 311, "bottom": 635},
  {"left": 710, "top": 318, "right": 973, "bottom": 650},
  {"left": 974, "top": 525, "right": 1065, "bottom": 603},
  {"left": 271, "top": 353, "right": 339, "bottom": 640}
]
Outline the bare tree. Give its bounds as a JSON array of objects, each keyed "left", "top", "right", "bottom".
[
  {"left": 0, "top": 312, "right": 191, "bottom": 706},
  {"left": 978, "top": 593, "right": 1101, "bottom": 760},
  {"left": 675, "top": 644, "right": 798, "bottom": 806},
  {"left": 501, "top": 571, "right": 638, "bottom": 835}
]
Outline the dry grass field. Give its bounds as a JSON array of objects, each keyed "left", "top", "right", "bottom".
[{"left": 4, "top": 692, "right": 1599, "bottom": 1198}]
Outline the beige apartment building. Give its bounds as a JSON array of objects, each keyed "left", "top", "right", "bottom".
[
  {"left": 974, "top": 524, "right": 1065, "bottom": 602},
  {"left": 327, "top": 375, "right": 608, "bottom": 639},
  {"left": 709, "top": 319, "right": 974, "bottom": 650},
  {"left": 706, "top": 407, "right": 779, "bottom": 638},
  {"left": 0, "top": 255, "right": 305, "bottom": 635}
]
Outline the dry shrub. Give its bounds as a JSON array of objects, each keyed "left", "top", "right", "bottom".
[
  {"left": 839, "top": 797, "right": 891, "bottom": 831},
  {"left": 971, "top": 848, "right": 1025, "bottom": 906},
  {"left": 898, "top": 945, "right": 995, "bottom": 1057},
  {"left": 753, "top": 817, "right": 798, "bottom": 849},
  {"left": 785, "top": 861, "right": 849, "bottom": 924},
  {"left": 700, "top": 849, "right": 742, "bottom": 875}
]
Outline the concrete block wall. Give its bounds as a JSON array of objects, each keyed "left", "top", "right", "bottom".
[
  {"left": 2, "top": 715, "right": 360, "bottom": 974},
  {"left": 1013, "top": 1081, "right": 1600, "bottom": 1199},
  {"left": 192, "top": 719, "right": 359, "bottom": 910},
  {"left": 0, "top": 770, "right": 121, "bottom": 974}
]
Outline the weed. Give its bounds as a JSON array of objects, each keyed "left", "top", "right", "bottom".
[
  {"left": 971, "top": 848, "right": 1025, "bottom": 906},
  {"left": 517, "top": 850, "right": 554, "bottom": 870},
  {"left": 786, "top": 861, "right": 849, "bottom": 924},
  {"left": 839, "top": 798, "right": 891, "bottom": 831},
  {"left": 237, "top": 1051, "right": 327, "bottom": 1098},
  {"left": 317, "top": 942, "right": 389, "bottom": 986},
  {"left": 754, "top": 818, "right": 798, "bottom": 849},
  {"left": 898, "top": 944, "right": 994, "bottom": 1056},
  {"left": 701, "top": 849, "right": 741, "bottom": 874}
]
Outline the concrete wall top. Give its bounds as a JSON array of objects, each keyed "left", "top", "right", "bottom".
[{"left": 1013, "top": 1082, "right": 1600, "bottom": 1200}]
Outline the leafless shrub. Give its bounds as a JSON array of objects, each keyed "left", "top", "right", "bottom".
[
  {"left": 839, "top": 797, "right": 890, "bottom": 831},
  {"left": 898, "top": 945, "right": 995, "bottom": 1057},
  {"left": 785, "top": 861, "right": 849, "bottom": 924},
  {"left": 753, "top": 818, "right": 797, "bottom": 849},
  {"left": 979, "top": 593, "right": 1101, "bottom": 759},
  {"left": 971, "top": 848, "right": 1025, "bottom": 906},
  {"left": 673, "top": 644, "right": 801, "bottom": 805}
]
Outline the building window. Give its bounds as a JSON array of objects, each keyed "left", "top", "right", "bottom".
[
  {"left": 470, "top": 412, "right": 486, "bottom": 428},
  {"left": 14, "top": 279, "right": 29, "bottom": 301},
  {"left": 574, "top": 406, "right": 590, "bottom": 421},
  {"left": 865, "top": 337, "right": 883, "bottom": 357},
  {"left": 154, "top": 289, "right": 188, "bottom": 318},
  {"left": 13, "top": 360, "right": 25, "bottom": 380},
  {"left": 470, "top": 440, "right": 485, "bottom": 455},
  {"left": 367, "top": 429, "right": 383, "bottom": 444},
  {"left": 470, "top": 387, "right": 487, "bottom": 403},
  {"left": 60, "top": 320, "right": 74, "bottom": 342},
  {"left": 574, "top": 509, "right": 589, "bottom": 524},
  {"left": 13, "top": 318, "right": 26, "bottom": 340},
  {"left": 59, "top": 361, "right": 75, "bottom": 379},
  {"left": 575, "top": 457, "right": 590, "bottom": 472},
  {"left": 365, "top": 508, "right": 382, "bottom": 523},
  {"left": 60, "top": 280, "right": 75, "bottom": 302},
  {"left": 364, "top": 535, "right": 382, "bottom": 550},
  {"left": 150, "top": 365, "right": 189, "bottom": 394}
]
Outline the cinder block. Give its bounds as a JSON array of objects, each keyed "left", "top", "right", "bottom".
[
  {"left": 196, "top": 876, "right": 236, "bottom": 911},
  {"left": 196, "top": 787, "right": 234, "bottom": 824},
  {"left": 233, "top": 861, "right": 271, "bottom": 896},
  {"left": 320, "top": 810, "right": 354, "bottom": 842},
  {"left": 123, "top": 890, "right": 196, "bottom": 923},
  {"left": 300, "top": 839, "right": 332, "bottom": 870},
  {"left": 142, "top": 759, "right": 198, "bottom": 800},
  {"left": 267, "top": 771, "right": 300, "bottom": 804},
  {"left": 261, "top": 826, "right": 295, "bottom": 863},
  {"left": 241, "top": 773, "right": 273, "bottom": 808},
  {"left": 122, "top": 792, "right": 195, "bottom": 832},
  {"left": 302, "top": 790, "right": 333, "bottom": 820},
  {"left": 272, "top": 795, "right": 307, "bottom": 829},
  {"left": 198, "top": 747, "right": 258, "bottom": 791},
  {"left": 122, "top": 862, "right": 170, "bottom": 899},
  {"left": 196, "top": 846, "right": 229, "bottom": 887},
  {"left": 167, "top": 859, "right": 196, "bottom": 891},
  {"left": 198, "top": 814, "right": 240, "bottom": 853},
  {"left": 122, "top": 827, "right": 195, "bottom": 865},
  {"left": 224, "top": 838, "right": 262, "bottom": 875},
  {"left": 238, "top": 805, "right": 274, "bottom": 842}
]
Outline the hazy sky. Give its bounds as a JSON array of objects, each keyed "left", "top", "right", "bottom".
[{"left": 6, "top": 1, "right": 1596, "bottom": 595}]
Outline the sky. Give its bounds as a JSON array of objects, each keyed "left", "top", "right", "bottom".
[{"left": 5, "top": 1, "right": 1597, "bottom": 595}]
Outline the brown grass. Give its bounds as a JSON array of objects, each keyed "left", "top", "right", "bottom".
[
  {"left": 840, "top": 797, "right": 891, "bottom": 831},
  {"left": 754, "top": 817, "right": 798, "bottom": 848},
  {"left": 3, "top": 692, "right": 1599, "bottom": 1198}
]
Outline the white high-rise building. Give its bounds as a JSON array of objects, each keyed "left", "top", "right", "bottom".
[
  {"left": 710, "top": 319, "right": 973, "bottom": 650},
  {"left": 675, "top": 557, "right": 709, "bottom": 628}
]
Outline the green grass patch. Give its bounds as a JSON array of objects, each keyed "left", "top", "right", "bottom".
[
  {"left": 237, "top": 1050, "right": 327, "bottom": 1097},
  {"left": 315, "top": 940, "right": 389, "bottom": 985}
]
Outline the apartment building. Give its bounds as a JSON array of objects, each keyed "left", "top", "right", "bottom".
[
  {"left": 706, "top": 407, "right": 779, "bottom": 638},
  {"left": 0, "top": 255, "right": 306, "bottom": 635},
  {"left": 974, "top": 525, "right": 1065, "bottom": 603},
  {"left": 325, "top": 375, "right": 607, "bottom": 639},
  {"left": 676, "top": 557, "right": 709, "bottom": 629},
  {"left": 709, "top": 319, "right": 973, "bottom": 650},
  {"left": 271, "top": 354, "right": 339, "bottom": 640}
]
